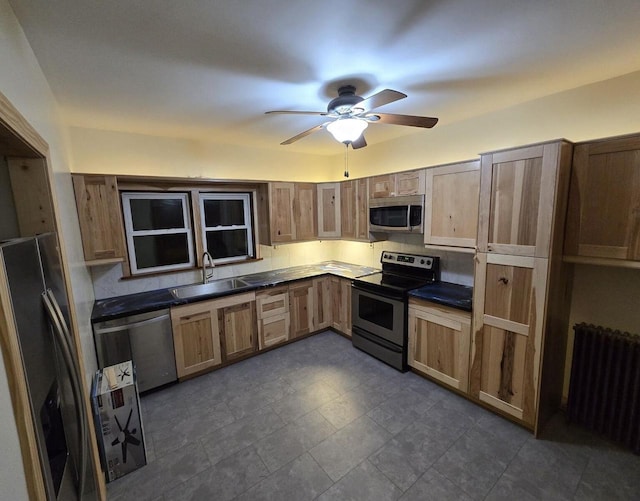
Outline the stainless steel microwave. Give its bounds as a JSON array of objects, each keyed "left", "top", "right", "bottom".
[{"left": 369, "top": 194, "right": 424, "bottom": 233}]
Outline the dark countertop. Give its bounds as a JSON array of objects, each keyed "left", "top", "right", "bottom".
[
  {"left": 91, "top": 261, "right": 379, "bottom": 323},
  {"left": 409, "top": 281, "right": 473, "bottom": 312}
]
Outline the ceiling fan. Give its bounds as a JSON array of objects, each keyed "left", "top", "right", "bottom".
[{"left": 265, "top": 85, "right": 438, "bottom": 149}]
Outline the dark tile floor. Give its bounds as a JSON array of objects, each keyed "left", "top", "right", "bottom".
[{"left": 107, "top": 331, "right": 640, "bottom": 500}]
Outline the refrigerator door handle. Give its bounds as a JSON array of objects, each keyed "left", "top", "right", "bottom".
[{"left": 43, "top": 290, "right": 88, "bottom": 500}]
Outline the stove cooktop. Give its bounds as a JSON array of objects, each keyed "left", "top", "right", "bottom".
[{"left": 353, "top": 271, "right": 434, "bottom": 293}]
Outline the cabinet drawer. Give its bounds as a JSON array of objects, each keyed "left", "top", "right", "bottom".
[
  {"left": 256, "top": 286, "right": 289, "bottom": 318},
  {"left": 259, "top": 313, "right": 290, "bottom": 349}
]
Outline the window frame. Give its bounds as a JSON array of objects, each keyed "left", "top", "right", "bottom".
[
  {"left": 199, "top": 192, "right": 255, "bottom": 265},
  {"left": 121, "top": 191, "right": 195, "bottom": 275}
]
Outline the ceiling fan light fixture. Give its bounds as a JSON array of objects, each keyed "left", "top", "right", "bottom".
[{"left": 326, "top": 118, "right": 368, "bottom": 144}]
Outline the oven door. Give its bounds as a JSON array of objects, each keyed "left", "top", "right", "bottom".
[{"left": 351, "top": 286, "right": 405, "bottom": 345}]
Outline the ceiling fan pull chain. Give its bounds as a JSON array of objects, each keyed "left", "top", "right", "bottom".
[{"left": 344, "top": 143, "right": 349, "bottom": 178}]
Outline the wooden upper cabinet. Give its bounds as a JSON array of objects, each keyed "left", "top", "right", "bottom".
[
  {"left": 369, "top": 174, "right": 396, "bottom": 198},
  {"left": 294, "top": 183, "right": 317, "bottom": 241},
  {"left": 396, "top": 170, "right": 425, "bottom": 196},
  {"left": 171, "top": 300, "right": 222, "bottom": 379},
  {"left": 408, "top": 298, "right": 471, "bottom": 393},
  {"left": 341, "top": 178, "right": 369, "bottom": 241},
  {"left": 355, "top": 178, "right": 369, "bottom": 240},
  {"left": 72, "top": 174, "right": 126, "bottom": 262},
  {"left": 269, "top": 182, "right": 296, "bottom": 242},
  {"left": 7, "top": 158, "right": 56, "bottom": 237},
  {"left": 424, "top": 161, "right": 480, "bottom": 249},
  {"left": 564, "top": 134, "right": 640, "bottom": 262},
  {"left": 317, "top": 183, "right": 341, "bottom": 238},
  {"left": 470, "top": 253, "right": 548, "bottom": 427},
  {"left": 477, "top": 141, "right": 573, "bottom": 258}
]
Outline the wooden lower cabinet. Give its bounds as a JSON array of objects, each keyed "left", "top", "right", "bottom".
[
  {"left": 470, "top": 253, "right": 548, "bottom": 427},
  {"left": 313, "top": 276, "right": 332, "bottom": 330},
  {"left": 217, "top": 295, "right": 258, "bottom": 362},
  {"left": 171, "top": 300, "right": 222, "bottom": 378},
  {"left": 289, "top": 280, "right": 314, "bottom": 339},
  {"left": 408, "top": 298, "right": 471, "bottom": 393},
  {"left": 331, "top": 276, "right": 351, "bottom": 336},
  {"left": 256, "top": 286, "right": 290, "bottom": 349}
]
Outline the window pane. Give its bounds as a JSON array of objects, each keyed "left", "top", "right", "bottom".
[
  {"left": 130, "top": 198, "right": 186, "bottom": 230},
  {"left": 206, "top": 229, "right": 248, "bottom": 259},
  {"left": 133, "top": 234, "right": 190, "bottom": 269},
  {"left": 203, "top": 199, "right": 245, "bottom": 227}
]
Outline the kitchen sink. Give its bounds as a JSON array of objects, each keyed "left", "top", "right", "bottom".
[{"left": 170, "top": 278, "right": 251, "bottom": 299}]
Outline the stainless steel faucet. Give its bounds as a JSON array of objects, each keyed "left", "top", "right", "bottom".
[{"left": 202, "top": 251, "right": 215, "bottom": 284}]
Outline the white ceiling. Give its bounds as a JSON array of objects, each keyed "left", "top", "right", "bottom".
[{"left": 8, "top": 0, "right": 640, "bottom": 155}]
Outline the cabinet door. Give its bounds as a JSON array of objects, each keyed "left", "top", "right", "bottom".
[
  {"left": 270, "top": 182, "right": 296, "bottom": 242},
  {"left": 341, "top": 180, "right": 356, "bottom": 239},
  {"left": 331, "top": 277, "right": 351, "bottom": 336},
  {"left": 171, "top": 302, "right": 222, "bottom": 379},
  {"left": 396, "top": 170, "right": 425, "bottom": 196},
  {"left": 470, "top": 253, "right": 548, "bottom": 427},
  {"left": 408, "top": 300, "right": 471, "bottom": 392},
  {"left": 313, "top": 276, "right": 332, "bottom": 330},
  {"left": 317, "top": 183, "right": 341, "bottom": 238},
  {"left": 294, "top": 183, "right": 317, "bottom": 240},
  {"left": 289, "top": 280, "right": 314, "bottom": 338},
  {"left": 424, "top": 161, "right": 480, "bottom": 249},
  {"left": 355, "top": 178, "right": 369, "bottom": 240},
  {"left": 219, "top": 300, "right": 257, "bottom": 361},
  {"left": 369, "top": 174, "right": 396, "bottom": 198},
  {"left": 72, "top": 174, "right": 126, "bottom": 262},
  {"left": 259, "top": 314, "right": 290, "bottom": 349},
  {"left": 477, "top": 142, "right": 565, "bottom": 257},
  {"left": 564, "top": 135, "right": 640, "bottom": 261}
]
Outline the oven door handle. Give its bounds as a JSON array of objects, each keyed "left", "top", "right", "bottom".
[
  {"left": 352, "top": 326, "right": 403, "bottom": 353},
  {"left": 351, "top": 285, "right": 404, "bottom": 303}
]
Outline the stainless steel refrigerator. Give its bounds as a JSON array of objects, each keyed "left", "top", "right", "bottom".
[{"left": 0, "top": 233, "right": 98, "bottom": 500}]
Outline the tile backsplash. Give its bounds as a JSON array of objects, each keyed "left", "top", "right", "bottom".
[{"left": 91, "top": 235, "right": 474, "bottom": 300}]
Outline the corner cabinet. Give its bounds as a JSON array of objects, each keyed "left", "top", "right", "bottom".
[
  {"left": 408, "top": 298, "right": 471, "bottom": 393},
  {"left": 470, "top": 140, "right": 573, "bottom": 433},
  {"left": 564, "top": 133, "right": 640, "bottom": 264},
  {"left": 424, "top": 161, "right": 480, "bottom": 249},
  {"left": 317, "top": 183, "right": 341, "bottom": 238},
  {"left": 171, "top": 300, "right": 223, "bottom": 379},
  {"left": 331, "top": 276, "right": 352, "bottom": 336},
  {"left": 71, "top": 174, "right": 127, "bottom": 263},
  {"left": 341, "top": 178, "right": 369, "bottom": 240}
]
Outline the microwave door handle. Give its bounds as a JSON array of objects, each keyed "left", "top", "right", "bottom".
[{"left": 43, "top": 291, "right": 88, "bottom": 500}]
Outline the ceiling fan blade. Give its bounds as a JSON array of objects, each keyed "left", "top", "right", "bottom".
[
  {"left": 280, "top": 122, "right": 330, "bottom": 145},
  {"left": 351, "top": 89, "right": 407, "bottom": 114},
  {"left": 368, "top": 113, "right": 438, "bottom": 128},
  {"left": 351, "top": 135, "right": 367, "bottom": 149},
  {"left": 265, "top": 110, "right": 328, "bottom": 116}
]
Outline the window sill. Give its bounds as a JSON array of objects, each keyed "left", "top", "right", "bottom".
[{"left": 120, "top": 257, "right": 264, "bottom": 281}]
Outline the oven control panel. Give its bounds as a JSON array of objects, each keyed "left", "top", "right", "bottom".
[{"left": 381, "top": 251, "right": 436, "bottom": 270}]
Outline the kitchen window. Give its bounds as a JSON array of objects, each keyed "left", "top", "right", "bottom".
[
  {"left": 199, "top": 193, "right": 254, "bottom": 264},
  {"left": 122, "top": 192, "right": 195, "bottom": 274}
]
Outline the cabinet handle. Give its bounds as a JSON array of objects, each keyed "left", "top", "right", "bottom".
[{"left": 498, "top": 277, "right": 509, "bottom": 285}]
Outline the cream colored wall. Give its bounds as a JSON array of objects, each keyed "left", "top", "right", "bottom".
[
  {"left": 68, "top": 126, "right": 331, "bottom": 181},
  {"left": 325, "top": 70, "right": 640, "bottom": 180},
  {"left": 0, "top": 2, "right": 99, "bottom": 496}
]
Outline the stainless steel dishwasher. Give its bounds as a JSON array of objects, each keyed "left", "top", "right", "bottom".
[{"left": 93, "top": 309, "right": 177, "bottom": 392}]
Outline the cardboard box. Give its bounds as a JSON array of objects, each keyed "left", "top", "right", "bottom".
[{"left": 92, "top": 361, "right": 147, "bottom": 482}]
